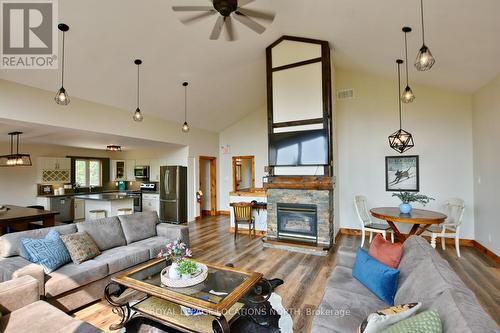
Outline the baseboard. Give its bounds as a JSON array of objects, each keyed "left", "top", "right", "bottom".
[
  {"left": 195, "top": 216, "right": 202, "bottom": 221},
  {"left": 473, "top": 240, "right": 500, "bottom": 264},
  {"left": 218, "top": 210, "right": 230, "bottom": 216},
  {"left": 229, "top": 227, "right": 266, "bottom": 237}
]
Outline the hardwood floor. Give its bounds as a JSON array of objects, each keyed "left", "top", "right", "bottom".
[{"left": 73, "top": 215, "right": 500, "bottom": 332}]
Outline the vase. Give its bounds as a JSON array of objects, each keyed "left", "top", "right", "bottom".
[
  {"left": 399, "top": 203, "right": 412, "bottom": 214},
  {"left": 169, "top": 262, "right": 181, "bottom": 280}
]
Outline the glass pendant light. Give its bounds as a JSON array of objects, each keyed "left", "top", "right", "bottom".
[
  {"left": 55, "top": 24, "right": 70, "bottom": 105},
  {"left": 389, "top": 60, "right": 415, "bottom": 154},
  {"left": 0, "top": 132, "right": 32, "bottom": 167},
  {"left": 415, "top": 0, "right": 435, "bottom": 71},
  {"left": 181, "top": 82, "right": 190, "bottom": 133},
  {"left": 401, "top": 27, "right": 415, "bottom": 103},
  {"left": 133, "top": 59, "right": 144, "bottom": 122}
]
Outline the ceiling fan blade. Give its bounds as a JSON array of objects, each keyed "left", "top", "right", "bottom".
[
  {"left": 233, "top": 11, "right": 266, "bottom": 34},
  {"left": 172, "top": 6, "right": 214, "bottom": 12},
  {"left": 238, "top": 0, "right": 255, "bottom": 6},
  {"left": 180, "top": 10, "right": 216, "bottom": 25},
  {"left": 210, "top": 16, "right": 225, "bottom": 40},
  {"left": 226, "top": 16, "right": 236, "bottom": 41},
  {"left": 237, "top": 8, "right": 275, "bottom": 22}
]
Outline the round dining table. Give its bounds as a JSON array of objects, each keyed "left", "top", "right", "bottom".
[{"left": 370, "top": 207, "right": 447, "bottom": 242}]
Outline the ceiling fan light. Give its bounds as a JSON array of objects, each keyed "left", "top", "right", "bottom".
[
  {"left": 401, "top": 86, "right": 415, "bottom": 103},
  {"left": 415, "top": 44, "right": 435, "bottom": 71},
  {"left": 55, "top": 87, "right": 70, "bottom": 105}
]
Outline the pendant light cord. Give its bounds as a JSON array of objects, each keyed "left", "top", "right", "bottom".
[
  {"left": 61, "top": 31, "right": 65, "bottom": 86},
  {"left": 10, "top": 134, "right": 13, "bottom": 155},
  {"left": 184, "top": 84, "right": 188, "bottom": 123},
  {"left": 16, "top": 134, "right": 19, "bottom": 155},
  {"left": 136, "top": 64, "right": 140, "bottom": 109},
  {"left": 420, "top": 0, "right": 425, "bottom": 44},
  {"left": 397, "top": 62, "right": 403, "bottom": 129},
  {"left": 404, "top": 31, "right": 410, "bottom": 85}
]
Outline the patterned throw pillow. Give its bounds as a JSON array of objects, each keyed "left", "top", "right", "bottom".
[
  {"left": 357, "top": 303, "right": 422, "bottom": 333},
  {"left": 21, "top": 230, "right": 72, "bottom": 274},
  {"left": 60, "top": 232, "right": 101, "bottom": 264},
  {"left": 381, "top": 310, "right": 442, "bottom": 333}
]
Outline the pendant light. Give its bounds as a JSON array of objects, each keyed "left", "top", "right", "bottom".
[
  {"left": 55, "top": 23, "right": 70, "bottom": 105},
  {"left": 0, "top": 132, "right": 32, "bottom": 167},
  {"left": 401, "top": 27, "right": 415, "bottom": 103},
  {"left": 133, "top": 59, "right": 144, "bottom": 122},
  {"left": 415, "top": 0, "right": 435, "bottom": 71},
  {"left": 389, "top": 59, "right": 414, "bottom": 154},
  {"left": 181, "top": 82, "right": 190, "bottom": 133}
]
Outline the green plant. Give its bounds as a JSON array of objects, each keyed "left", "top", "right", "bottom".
[
  {"left": 176, "top": 259, "right": 198, "bottom": 276},
  {"left": 392, "top": 192, "right": 435, "bottom": 205}
]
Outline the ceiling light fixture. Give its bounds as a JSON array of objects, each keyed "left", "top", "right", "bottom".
[
  {"left": 55, "top": 23, "right": 70, "bottom": 105},
  {"left": 133, "top": 59, "right": 144, "bottom": 122},
  {"left": 389, "top": 59, "right": 415, "bottom": 154},
  {"left": 0, "top": 132, "right": 32, "bottom": 167},
  {"left": 402, "top": 27, "right": 415, "bottom": 103},
  {"left": 106, "top": 145, "right": 122, "bottom": 152},
  {"left": 181, "top": 82, "right": 190, "bottom": 133},
  {"left": 415, "top": 0, "right": 435, "bottom": 71}
]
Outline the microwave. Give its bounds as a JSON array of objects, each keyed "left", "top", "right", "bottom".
[{"left": 134, "top": 166, "right": 150, "bottom": 179}]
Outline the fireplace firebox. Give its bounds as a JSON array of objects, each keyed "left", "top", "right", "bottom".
[{"left": 277, "top": 203, "right": 317, "bottom": 243}]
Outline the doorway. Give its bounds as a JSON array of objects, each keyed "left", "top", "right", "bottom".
[
  {"left": 232, "top": 156, "right": 255, "bottom": 192},
  {"left": 199, "top": 156, "right": 217, "bottom": 217}
]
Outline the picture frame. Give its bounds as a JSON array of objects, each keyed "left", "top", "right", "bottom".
[{"left": 385, "top": 155, "right": 419, "bottom": 192}]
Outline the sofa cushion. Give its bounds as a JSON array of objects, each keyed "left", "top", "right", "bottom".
[
  {"left": 94, "top": 246, "right": 150, "bottom": 274},
  {"left": 398, "top": 236, "right": 435, "bottom": 285},
  {"left": 21, "top": 230, "right": 72, "bottom": 274},
  {"left": 128, "top": 236, "right": 170, "bottom": 259},
  {"left": 368, "top": 234, "right": 403, "bottom": 268},
  {"left": 380, "top": 310, "right": 442, "bottom": 333},
  {"left": 118, "top": 211, "right": 158, "bottom": 244},
  {"left": 359, "top": 302, "right": 422, "bottom": 333},
  {"left": 60, "top": 232, "right": 101, "bottom": 264},
  {"left": 76, "top": 217, "right": 126, "bottom": 251},
  {"left": 44, "top": 260, "right": 108, "bottom": 297},
  {"left": 0, "top": 224, "right": 77, "bottom": 258}
]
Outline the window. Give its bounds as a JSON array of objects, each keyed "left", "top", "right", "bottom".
[{"left": 75, "top": 159, "right": 102, "bottom": 187}]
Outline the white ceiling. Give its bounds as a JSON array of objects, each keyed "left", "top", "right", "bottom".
[
  {"left": 0, "top": 119, "right": 181, "bottom": 151},
  {"left": 1, "top": 0, "right": 499, "bottom": 132}
]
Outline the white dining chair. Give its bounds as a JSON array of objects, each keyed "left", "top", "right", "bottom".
[
  {"left": 354, "top": 195, "right": 394, "bottom": 247},
  {"left": 422, "top": 198, "right": 465, "bottom": 257}
]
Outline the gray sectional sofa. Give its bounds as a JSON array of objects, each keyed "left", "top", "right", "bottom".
[
  {"left": 0, "top": 211, "right": 189, "bottom": 312},
  {"left": 312, "top": 236, "right": 498, "bottom": 333}
]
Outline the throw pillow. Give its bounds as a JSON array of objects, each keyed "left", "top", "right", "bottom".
[
  {"left": 368, "top": 234, "right": 404, "bottom": 268},
  {"left": 60, "top": 232, "right": 101, "bottom": 264},
  {"left": 21, "top": 230, "right": 72, "bottom": 274},
  {"left": 357, "top": 302, "right": 422, "bottom": 333},
  {"left": 352, "top": 248, "right": 400, "bottom": 305},
  {"left": 381, "top": 310, "right": 442, "bottom": 333}
]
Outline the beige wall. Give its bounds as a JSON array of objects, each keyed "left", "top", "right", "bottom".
[{"left": 472, "top": 74, "right": 500, "bottom": 255}]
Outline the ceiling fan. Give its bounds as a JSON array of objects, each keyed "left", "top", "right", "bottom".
[{"left": 172, "top": 0, "right": 275, "bottom": 41}]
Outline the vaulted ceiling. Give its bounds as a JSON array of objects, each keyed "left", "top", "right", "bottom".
[{"left": 1, "top": 0, "right": 499, "bottom": 132}]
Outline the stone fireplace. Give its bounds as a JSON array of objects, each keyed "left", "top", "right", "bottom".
[{"left": 277, "top": 203, "right": 318, "bottom": 243}]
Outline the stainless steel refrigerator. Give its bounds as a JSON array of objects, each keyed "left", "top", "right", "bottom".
[{"left": 160, "top": 166, "right": 187, "bottom": 224}]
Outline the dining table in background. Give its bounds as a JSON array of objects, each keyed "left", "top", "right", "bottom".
[
  {"left": 0, "top": 205, "right": 58, "bottom": 234},
  {"left": 370, "top": 207, "right": 447, "bottom": 242}
]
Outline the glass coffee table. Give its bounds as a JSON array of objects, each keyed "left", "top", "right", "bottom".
[{"left": 105, "top": 258, "right": 264, "bottom": 333}]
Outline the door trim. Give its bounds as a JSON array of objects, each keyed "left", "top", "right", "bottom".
[{"left": 199, "top": 156, "right": 217, "bottom": 217}]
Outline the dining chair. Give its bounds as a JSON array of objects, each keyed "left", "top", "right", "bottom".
[
  {"left": 232, "top": 202, "right": 255, "bottom": 240},
  {"left": 354, "top": 195, "right": 394, "bottom": 247},
  {"left": 422, "top": 198, "right": 465, "bottom": 257}
]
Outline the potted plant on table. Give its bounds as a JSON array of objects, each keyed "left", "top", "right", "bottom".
[
  {"left": 392, "top": 191, "right": 434, "bottom": 214},
  {"left": 176, "top": 259, "right": 200, "bottom": 280},
  {"left": 157, "top": 240, "right": 193, "bottom": 280}
]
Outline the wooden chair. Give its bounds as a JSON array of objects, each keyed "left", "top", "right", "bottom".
[
  {"left": 232, "top": 202, "right": 255, "bottom": 240},
  {"left": 354, "top": 195, "right": 394, "bottom": 247}
]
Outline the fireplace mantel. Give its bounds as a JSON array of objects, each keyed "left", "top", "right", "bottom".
[{"left": 264, "top": 176, "right": 333, "bottom": 190}]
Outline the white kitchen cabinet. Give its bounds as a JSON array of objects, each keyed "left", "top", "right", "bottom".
[
  {"left": 142, "top": 193, "right": 160, "bottom": 214},
  {"left": 135, "top": 159, "right": 150, "bottom": 167},
  {"left": 126, "top": 160, "right": 136, "bottom": 181},
  {"left": 74, "top": 199, "right": 85, "bottom": 220},
  {"left": 111, "top": 160, "right": 126, "bottom": 181},
  {"left": 149, "top": 159, "right": 160, "bottom": 181},
  {"left": 37, "top": 157, "right": 71, "bottom": 183}
]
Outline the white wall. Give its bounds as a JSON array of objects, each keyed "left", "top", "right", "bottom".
[
  {"left": 336, "top": 69, "right": 475, "bottom": 239},
  {"left": 472, "top": 74, "right": 500, "bottom": 255},
  {"left": 218, "top": 106, "right": 268, "bottom": 210}
]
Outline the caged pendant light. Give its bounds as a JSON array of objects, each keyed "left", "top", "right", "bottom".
[
  {"left": 133, "top": 59, "right": 144, "bottom": 122},
  {"left": 389, "top": 59, "right": 415, "bottom": 154},
  {"left": 54, "top": 24, "right": 70, "bottom": 105},
  {"left": 415, "top": 0, "right": 435, "bottom": 71},
  {"left": 181, "top": 82, "right": 190, "bottom": 133},
  {"left": 401, "top": 27, "right": 415, "bottom": 103},
  {"left": 0, "top": 132, "right": 32, "bottom": 167}
]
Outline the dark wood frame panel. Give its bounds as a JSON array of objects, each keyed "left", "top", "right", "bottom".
[{"left": 266, "top": 35, "right": 333, "bottom": 176}]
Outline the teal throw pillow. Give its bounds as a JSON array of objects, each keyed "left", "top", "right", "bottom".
[{"left": 21, "top": 229, "right": 72, "bottom": 273}]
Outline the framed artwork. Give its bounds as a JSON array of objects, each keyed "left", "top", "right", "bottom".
[{"left": 385, "top": 155, "right": 419, "bottom": 192}]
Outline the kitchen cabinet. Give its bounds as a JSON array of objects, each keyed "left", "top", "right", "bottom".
[
  {"left": 142, "top": 193, "right": 160, "bottom": 214},
  {"left": 74, "top": 198, "right": 85, "bottom": 220},
  {"left": 111, "top": 160, "right": 126, "bottom": 181},
  {"left": 149, "top": 159, "right": 160, "bottom": 181},
  {"left": 37, "top": 157, "right": 71, "bottom": 183},
  {"left": 126, "top": 160, "right": 136, "bottom": 181}
]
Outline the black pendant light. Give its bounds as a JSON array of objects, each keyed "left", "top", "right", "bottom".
[
  {"left": 389, "top": 59, "right": 415, "bottom": 154},
  {"left": 133, "top": 59, "right": 144, "bottom": 122},
  {"left": 415, "top": 0, "right": 435, "bottom": 71},
  {"left": 55, "top": 23, "right": 70, "bottom": 105},
  {"left": 181, "top": 82, "right": 190, "bottom": 133},
  {"left": 0, "top": 132, "right": 32, "bottom": 167},
  {"left": 401, "top": 27, "right": 415, "bottom": 103}
]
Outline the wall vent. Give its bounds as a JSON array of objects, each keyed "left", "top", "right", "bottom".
[{"left": 337, "top": 89, "right": 354, "bottom": 100}]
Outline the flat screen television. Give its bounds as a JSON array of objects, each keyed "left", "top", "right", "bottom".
[{"left": 269, "top": 129, "right": 329, "bottom": 166}]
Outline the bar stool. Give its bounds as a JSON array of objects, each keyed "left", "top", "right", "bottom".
[
  {"left": 117, "top": 208, "right": 133, "bottom": 216},
  {"left": 89, "top": 210, "right": 107, "bottom": 220}
]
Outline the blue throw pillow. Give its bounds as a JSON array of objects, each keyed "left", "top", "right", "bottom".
[
  {"left": 21, "top": 230, "right": 72, "bottom": 274},
  {"left": 352, "top": 248, "right": 400, "bottom": 305}
]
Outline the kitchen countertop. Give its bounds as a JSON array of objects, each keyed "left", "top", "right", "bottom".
[
  {"left": 38, "top": 190, "right": 134, "bottom": 198},
  {"left": 74, "top": 193, "right": 134, "bottom": 201}
]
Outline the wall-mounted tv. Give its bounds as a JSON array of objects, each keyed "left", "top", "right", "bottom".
[{"left": 269, "top": 129, "right": 329, "bottom": 166}]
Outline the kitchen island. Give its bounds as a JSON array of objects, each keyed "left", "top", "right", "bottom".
[{"left": 74, "top": 193, "right": 134, "bottom": 219}]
